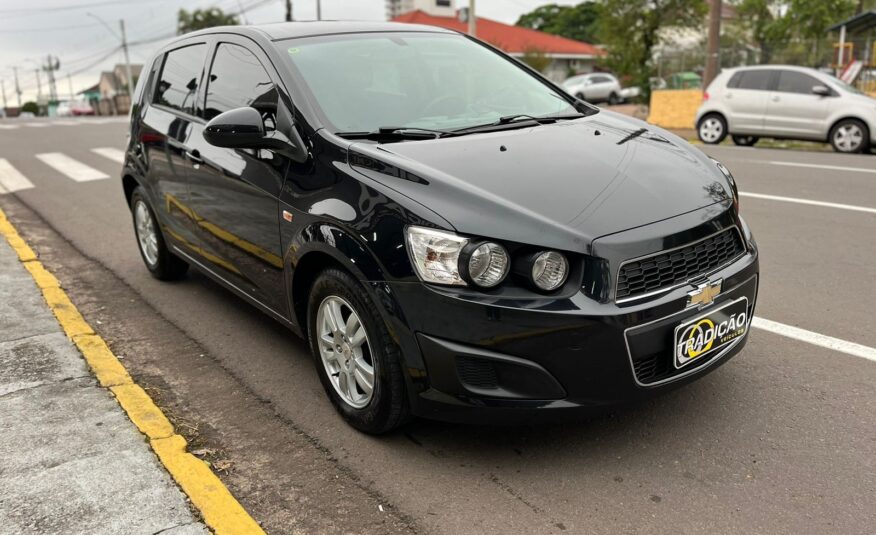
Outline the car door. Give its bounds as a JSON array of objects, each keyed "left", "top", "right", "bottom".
[
  {"left": 589, "top": 75, "right": 612, "bottom": 101},
  {"left": 183, "top": 37, "right": 290, "bottom": 316},
  {"left": 140, "top": 41, "right": 209, "bottom": 249},
  {"left": 723, "top": 69, "right": 774, "bottom": 134},
  {"left": 763, "top": 70, "right": 832, "bottom": 139}
]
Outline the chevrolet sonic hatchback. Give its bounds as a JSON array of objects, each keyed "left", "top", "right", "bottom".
[{"left": 123, "top": 22, "right": 759, "bottom": 433}]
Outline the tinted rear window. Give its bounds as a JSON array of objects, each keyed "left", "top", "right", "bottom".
[
  {"left": 735, "top": 70, "right": 773, "bottom": 91},
  {"left": 154, "top": 44, "right": 207, "bottom": 115},
  {"left": 776, "top": 70, "right": 820, "bottom": 94}
]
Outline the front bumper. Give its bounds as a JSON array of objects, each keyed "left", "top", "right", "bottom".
[{"left": 382, "top": 219, "right": 759, "bottom": 424}]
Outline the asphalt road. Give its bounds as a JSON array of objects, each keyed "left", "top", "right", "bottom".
[{"left": 1, "top": 117, "right": 874, "bottom": 534}]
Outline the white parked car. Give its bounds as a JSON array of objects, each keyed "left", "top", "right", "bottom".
[
  {"left": 696, "top": 65, "right": 876, "bottom": 153},
  {"left": 56, "top": 101, "right": 73, "bottom": 117},
  {"left": 562, "top": 73, "right": 623, "bottom": 105}
]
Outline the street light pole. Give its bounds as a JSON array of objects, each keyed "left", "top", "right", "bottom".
[
  {"left": 120, "top": 20, "right": 134, "bottom": 96},
  {"left": 316, "top": 0, "right": 321, "bottom": 20},
  {"left": 468, "top": 0, "right": 476, "bottom": 37},
  {"left": 703, "top": 0, "right": 722, "bottom": 88},
  {"left": 12, "top": 66, "right": 21, "bottom": 108}
]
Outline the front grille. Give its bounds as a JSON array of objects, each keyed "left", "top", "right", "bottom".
[{"left": 616, "top": 228, "right": 745, "bottom": 301}]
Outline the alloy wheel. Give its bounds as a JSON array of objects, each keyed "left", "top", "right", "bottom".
[
  {"left": 699, "top": 118, "right": 723, "bottom": 143},
  {"left": 316, "top": 295, "right": 375, "bottom": 409},
  {"left": 134, "top": 200, "right": 159, "bottom": 267},
  {"left": 833, "top": 124, "right": 863, "bottom": 152}
]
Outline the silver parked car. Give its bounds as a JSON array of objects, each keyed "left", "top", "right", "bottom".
[
  {"left": 696, "top": 65, "right": 876, "bottom": 153},
  {"left": 562, "top": 72, "right": 623, "bottom": 105}
]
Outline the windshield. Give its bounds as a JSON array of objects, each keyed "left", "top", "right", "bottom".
[
  {"left": 277, "top": 32, "right": 580, "bottom": 133},
  {"left": 827, "top": 76, "right": 864, "bottom": 95}
]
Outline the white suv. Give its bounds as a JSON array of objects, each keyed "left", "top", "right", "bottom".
[
  {"left": 562, "top": 73, "right": 623, "bottom": 105},
  {"left": 695, "top": 65, "right": 876, "bottom": 153}
]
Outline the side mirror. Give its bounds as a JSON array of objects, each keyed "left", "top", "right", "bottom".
[
  {"left": 812, "top": 85, "right": 831, "bottom": 97},
  {"left": 204, "top": 107, "right": 266, "bottom": 148},
  {"left": 204, "top": 106, "right": 309, "bottom": 163}
]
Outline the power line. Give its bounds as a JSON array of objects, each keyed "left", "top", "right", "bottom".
[
  {"left": 0, "top": 0, "right": 163, "bottom": 17},
  {"left": 0, "top": 23, "right": 103, "bottom": 34}
]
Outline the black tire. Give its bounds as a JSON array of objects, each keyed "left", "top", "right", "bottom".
[
  {"left": 608, "top": 92, "right": 621, "bottom": 105},
  {"left": 732, "top": 135, "right": 759, "bottom": 147},
  {"left": 307, "top": 268, "right": 409, "bottom": 434},
  {"left": 130, "top": 187, "right": 188, "bottom": 281},
  {"left": 829, "top": 118, "right": 870, "bottom": 154},
  {"left": 697, "top": 113, "right": 728, "bottom": 145},
  {"left": 575, "top": 92, "right": 587, "bottom": 102}
]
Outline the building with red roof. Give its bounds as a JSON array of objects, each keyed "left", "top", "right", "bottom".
[{"left": 390, "top": 1, "right": 605, "bottom": 82}]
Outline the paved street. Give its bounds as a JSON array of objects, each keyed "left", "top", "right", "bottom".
[{"left": 0, "top": 117, "right": 874, "bottom": 534}]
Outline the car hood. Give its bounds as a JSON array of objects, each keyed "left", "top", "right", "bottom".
[{"left": 348, "top": 111, "right": 733, "bottom": 253}]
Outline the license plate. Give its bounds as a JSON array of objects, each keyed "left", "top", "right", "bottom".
[{"left": 674, "top": 297, "right": 749, "bottom": 369}]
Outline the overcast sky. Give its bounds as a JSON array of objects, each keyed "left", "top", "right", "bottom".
[{"left": 0, "top": 0, "right": 580, "bottom": 105}]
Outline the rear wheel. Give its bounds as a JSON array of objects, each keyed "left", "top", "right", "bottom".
[
  {"left": 607, "top": 92, "right": 621, "bottom": 105},
  {"left": 307, "top": 268, "right": 409, "bottom": 434},
  {"left": 732, "top": 135, "right": 759, "bottom": 147},
  {"left": 575, "top": 92, "right": 587, "bottom": 102},
  {"left": 130, "top": 187, "right": 188, "bottom": 280},
  {"left": 697, "top": 114, "right": 727, "bottom": 145},
  {"left": 830, "top": 119, "right": 870, "bottom": 154}
]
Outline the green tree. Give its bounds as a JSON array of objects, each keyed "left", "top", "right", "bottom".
[
  {"left": 21, "top": 101, "right": 39, "bottom": 115},
  {"left": 516, "top": 2, "right": 602, "bottom": 43},
  {"left": 734, "top": 0, "right": 786, "bottom": 64},
  {"left": 177, "top": 7, "right": 238, "bottom": 35},
  {"left": 598, "top": 0, "right": 707, "bottom": 99}
]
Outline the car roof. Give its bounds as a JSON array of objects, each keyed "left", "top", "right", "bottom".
[
  {"left": 725, "top": 64, "right": 821, "bottom": 74},
  {"left": 180, "top": 21, "right": 457, "bottom": 42}
]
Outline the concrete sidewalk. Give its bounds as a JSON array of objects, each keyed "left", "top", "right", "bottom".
[{"left": 0, "top": 233, "right": 208, "bottom": 534}]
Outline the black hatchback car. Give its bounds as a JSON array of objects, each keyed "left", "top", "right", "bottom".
[{"left": 123, "top": 22, "right": 759, "bottom": 433}]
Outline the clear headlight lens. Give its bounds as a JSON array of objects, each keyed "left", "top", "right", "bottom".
[
  {"left": 467, "top": 242, "right": 510, "bottom": 288},
  {"left": 405, "top": 226, "right": 468, "bottom": 285},
  {"left": 531, "top": 251, "right": 569, "bottom": 291}
]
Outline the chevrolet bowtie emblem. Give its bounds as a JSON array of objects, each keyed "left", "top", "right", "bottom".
[{"left": 687, "top": 279, "right": 722, "bottom": 308}]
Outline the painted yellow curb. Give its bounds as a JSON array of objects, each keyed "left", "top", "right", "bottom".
[
  {"left": 0, "top": 207, "right": 266, "bottom": 535},
  {"left": 153, "top": 434, "right": 265, "bottom": 535}
]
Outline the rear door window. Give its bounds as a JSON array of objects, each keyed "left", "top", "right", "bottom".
[
  {"left": 735, "top": 70, "right": 773, "bottom": 91},
  {"left": 776, "top": 71, "right": 821, "bottom": 94},
  {"left": 154, "top": 44, "right": 207, "bottom": 115},
  {"left": 204, "top": 43, "right": 278, "bottom": 128}
]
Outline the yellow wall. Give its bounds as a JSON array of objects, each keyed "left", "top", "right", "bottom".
[{"left": 647, "top": 89, "right": 703, "bottom": 130}]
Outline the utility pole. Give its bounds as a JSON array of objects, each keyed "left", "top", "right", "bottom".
[
  {"left": 286, "top": 0, "right": 293, "bottom": 21},
  {"left": 35, "top": 68, "right": 42, "bottom": 101},
  {"left": 703, "top": 0, "right": 722, "bottom": 88},
  {"left": 468, "top": 0, "right": 476, "bottom": 37},
  {"left": 1, "top": 79, "right": 7, "bottom": 110},
  {"left": 120, "top": 20, "right": 134, "bottom": 96},
  {"left": 316, "top": 0, "right": 321, "bottom": 20},
  {"left": 67, "top": 74, "right": 74, "bottom": 100},
  {"left": 12, "top": 67, "right": 21, "bottom": 108},
  {"left": 45, "top": 54, "right": 59, "bottom": 102}
]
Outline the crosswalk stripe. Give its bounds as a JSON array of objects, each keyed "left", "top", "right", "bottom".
[
  {"left": 35, "top": 152, "right": 109, "bottom": 182},
  {"left": 0, "top": 124, "right": 19, "bottom": 130},
  {"left": 23, "top": 123, "right": 50, "bottom": 128},
  {"left": 91, "top": 147, "right": 126, "bottom": 164},
  {"left": 0, "top": 158, "right": 35, "bottom": 193}
]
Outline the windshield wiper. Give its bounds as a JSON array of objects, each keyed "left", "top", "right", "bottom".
[
  {"left": 336, "top": 126, "right": 457, "bottom": 141},
  {"left": 451, "top": 112, "right": 586, "bottom": 134}
]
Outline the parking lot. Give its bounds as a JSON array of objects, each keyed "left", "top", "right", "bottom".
[{"left": 1, "top": 117, "right": 874, "bottom": 534}]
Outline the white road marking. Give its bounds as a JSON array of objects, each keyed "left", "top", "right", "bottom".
[
  {"left": 91, "top": 147, "right": 126, "bottom": 164},
  {"left": 0, "top": 158, "right": 35, "bottom": 193},
  {"left": 739, "top": 192, "right": 876, "bottom": 215},
  {"left": 22, "top": 123, "right": 49, "bottom": 128},
  {"left": 768, "top": 161, "right": 876, "bottom": 174},
  {"left": 51, "top": 120, "right": 80, "bottom": 126},
  {"left": 0, "top": 124, "right": 20, "bottom": 130},
  {"left": 35, "top": 152, "right": 109, "bottom": 182},
  {"left": 752, "top": 317, "right": 876, "bottom": 363}
]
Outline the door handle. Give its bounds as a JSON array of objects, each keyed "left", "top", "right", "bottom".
[{"left": 185, "top": 149, "right": 203, "bottom": 165}]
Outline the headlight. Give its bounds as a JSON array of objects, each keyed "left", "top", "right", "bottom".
[
  {"left": 405, "top": 226, "right": 468, "bottom": 285},
  {"left": 711, "top": 158, "right": 739, "bottom": 210},
  {"left": 531, "top": 251, "right": 569, "bottom": 291},
  {"left": 462, "top": 241, "right": 510, "bottom": 288}
]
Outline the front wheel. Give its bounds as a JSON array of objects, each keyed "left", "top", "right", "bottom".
[
  {"left": 830, "top": 119, "right": 870, "bottom": 154},
  {"left": 130, "top": 187, "right": 188, "bottom": 280},
  {"left": 732, "top": 135, "right": 759, "bottom": 147},
  {"left": 307, "top": 268, "right": 409, "bottom": 434},
  {"left": 608, "top": 92, "right": 621, "bottom": 105},
  {"left": 697, "top": 114, "right": 728, "bottom": 145}
]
